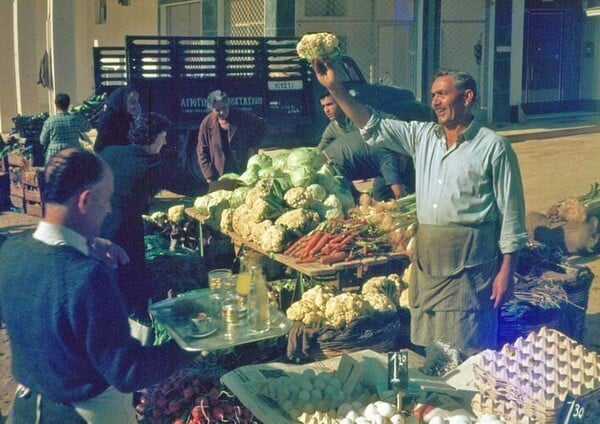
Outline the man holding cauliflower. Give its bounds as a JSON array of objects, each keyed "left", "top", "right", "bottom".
[{"left": 311, "top": 59, "right": 528, "bottom": 352}]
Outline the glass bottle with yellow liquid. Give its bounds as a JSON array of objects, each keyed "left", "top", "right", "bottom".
[
  {"left": 248, "top": 265, "right": 270, "bottom": 333},
  {"left": 235, "top": 257, "right": 252, "bottom": 298}
]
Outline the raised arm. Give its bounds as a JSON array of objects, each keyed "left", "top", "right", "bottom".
[{"left": 311, "top": 60, "right": 372, "bottom": 128}]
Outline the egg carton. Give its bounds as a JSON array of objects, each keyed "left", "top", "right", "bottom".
[{"left": 471, "top": 327, "right": 600, "bottom": 423}]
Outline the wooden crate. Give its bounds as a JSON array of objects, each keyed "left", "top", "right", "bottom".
[
  {"left": 22, "top": 168, "right": 44, "bottom": 187},
  {"left": 24, "top": 185, "right": 42, "bottom": 203},
  {"left": 10, "top": 193, "right": 24, "bottom": 211},
  {"left": 24, "top": 199, "right": 44, "bottom": 217},
  {"left": 7, "top": 151, "right": 26, "bottom": 168}
]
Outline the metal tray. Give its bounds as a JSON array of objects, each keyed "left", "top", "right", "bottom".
[{"left": 149, "top": 289, "right": 292, "bottom": 352}]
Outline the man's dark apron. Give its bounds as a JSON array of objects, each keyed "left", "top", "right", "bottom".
[{"left": 409, "top": 223, "right": 499, "bottom": 349}]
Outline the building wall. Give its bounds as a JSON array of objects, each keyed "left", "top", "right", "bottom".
[{"left": 296, "top": 0, "right": 420, "bottom": 97}]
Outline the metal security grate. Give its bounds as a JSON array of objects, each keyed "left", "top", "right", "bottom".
[
  {"left": 304, "top": 0, "right": 347, "bottom": 17},
  {"left": 225, "top": 0, "right": 265, "bottom": 36},
  {"left": 439, "top": 0, "right": 490, "bottom": 111}
]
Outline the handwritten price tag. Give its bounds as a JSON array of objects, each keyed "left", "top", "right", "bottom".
[
  {"left": 558, "top": 388, "right": 600, "bottom": 423},
  {"left": 388, "top": 350, "right": 408, "bottom": 391}
]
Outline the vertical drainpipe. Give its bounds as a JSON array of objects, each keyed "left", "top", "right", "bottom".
[
  {"left": 486, "top": 0, "right": 496, "bottom": 123},
  {"left": 46, "top": 0, "right": 55, "bottom": 114},
  {"left": 12, "top": 0, "right": 23, "bottom": 114}
]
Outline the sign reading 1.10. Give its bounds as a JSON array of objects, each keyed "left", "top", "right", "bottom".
[{"left": 388, "top": 350, "right": 408, "bottom": 391}]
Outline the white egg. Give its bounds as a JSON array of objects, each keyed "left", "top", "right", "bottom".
[
  {"left": 447, "top": 415, "right": 472, "bottom": 424},
  {"left": 355, "top": 418, "right": 370, "bottom": 424},
  {"left": 390, "top": 414, "right": 406, "bottom": 424},
  {"left": 339, "top": 419, "right": 353, "bottom": 424},
  {"left": 372, "top": 414, "right": 385, "bottom": 424},
  {"left": 429, "top": 416, "right": 446, "bottom": 424},
  {"left": 477, "top": 414, "right": 500, "bottom": 423},
  {"left": 345, "top": 410, "right": 359, "bottom": 421},
  {"left": 375, "top": 401, "right": 396, "bottom": 417},
  {"left": 363, "top": 403, "right": 379, "bottom": 418}
]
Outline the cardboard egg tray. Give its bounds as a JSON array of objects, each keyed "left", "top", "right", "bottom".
[{"left": 471, "top": 326, "right": 600, "bottom": 423}]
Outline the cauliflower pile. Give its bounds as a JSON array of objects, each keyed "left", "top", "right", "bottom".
[
  {"left": 205, "top": 148, "right": 357, "bottom": 253},
  {"left": 286, "top": 273, "right": 409, "bottom": 330},
  {"left": 324, "top": 293, "right": 369, "bottom": 329},
  {"left": 285, "top": 285, "right": 333, "bottom": 328}
]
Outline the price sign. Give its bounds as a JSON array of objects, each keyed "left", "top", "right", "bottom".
[
  {"left": 388, "top": 350, "right": 408, "bottom": 391},
  {"left": 558, "top": 388, "right": 600, "bottom": 423}
]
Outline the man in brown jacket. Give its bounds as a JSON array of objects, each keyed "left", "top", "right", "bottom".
[{"left": 197, "top": 90, "right": 267, "bottom": 187}]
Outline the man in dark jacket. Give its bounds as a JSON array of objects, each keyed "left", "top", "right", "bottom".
[
  {"left": 0, "top": 148, "right": 195, "bottom": 423},
  {"left": 197, "top": 90, "right": 266, "bottom": 187}
]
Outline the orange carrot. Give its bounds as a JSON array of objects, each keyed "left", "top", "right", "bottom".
[
  {"left": 319, "top": 251, "right": 348, "bottom": 265},
  {"left": 309, "top": 233, "right": 332, "bottom": 257}
]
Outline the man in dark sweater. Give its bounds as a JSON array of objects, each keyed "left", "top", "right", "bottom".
[{"left": 0, "top": 148, "right": 195, "bottom": 423}]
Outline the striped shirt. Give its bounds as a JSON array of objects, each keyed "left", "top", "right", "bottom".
[{"left": 40, "top": 112, "right": 92, "bottom": 163}]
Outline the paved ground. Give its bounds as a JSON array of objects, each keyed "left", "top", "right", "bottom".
[{"left": 0, "top": 113, "right": 598, "bottom": 418}]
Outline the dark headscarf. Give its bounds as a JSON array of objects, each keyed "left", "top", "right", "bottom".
[{"left": 93, "top": 86, "right": 140, "bottom": 152}]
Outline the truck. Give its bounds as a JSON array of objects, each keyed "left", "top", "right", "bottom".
[{"left": 93, "top": 36, "right": 432, "bottom": 193}]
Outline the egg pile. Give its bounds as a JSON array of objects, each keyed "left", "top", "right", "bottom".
[{"left": 471, "top": 327, "right": 600, "bottom": 423}]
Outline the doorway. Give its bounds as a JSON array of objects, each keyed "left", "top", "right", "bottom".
[{"left": 522, "top": 3, "right": 583, "bottom": 114}]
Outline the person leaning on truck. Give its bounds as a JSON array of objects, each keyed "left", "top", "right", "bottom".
[
  {"left": 197, "top": 90, "right": 267, "bottom": 187},
  {"left": 312, "top": 59, "right": 528, "bottom": 353},
  {"left": 317, "top": 91, "right": 357, "bottom": 151},
  {"left": 40, "top": 93, "right": 92, "bottom": 164}
]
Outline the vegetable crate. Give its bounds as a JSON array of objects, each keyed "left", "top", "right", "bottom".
[{"left": 22, "top": 168, "right": 44, "bottom": 217}]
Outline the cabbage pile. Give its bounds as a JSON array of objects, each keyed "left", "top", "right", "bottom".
[{"left": 190, "top": 147, "right": 357, "bottom": 253}]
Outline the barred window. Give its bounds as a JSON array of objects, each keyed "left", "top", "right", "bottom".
[{"left": 305, "top": 0, "right": 346, "bottom": 17}]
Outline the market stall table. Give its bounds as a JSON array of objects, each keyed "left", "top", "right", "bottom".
[{"left": 185, "top": 207, "right": 409, "bottom": 289}]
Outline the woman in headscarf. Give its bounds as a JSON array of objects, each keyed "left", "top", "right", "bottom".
[
  {"left": 93, "top": 86, "right": 142, "bottom": 152},
  {"left": 99, "top": 112, "right": 169, "bottom": 317}
]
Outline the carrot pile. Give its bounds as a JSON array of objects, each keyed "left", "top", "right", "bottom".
[{"left": 283, "top": 218, "right": 391, "bottom": 265}]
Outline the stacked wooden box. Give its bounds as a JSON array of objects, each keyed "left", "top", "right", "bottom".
[
  {"left": 6, "top": 150, "right": 44, "bottom": 217},
  {"left": 7, "top": 151, "right": 25, "bottom": 212},
  {"left": 23, "top": 167, "right": 44, "bottom": 217}
]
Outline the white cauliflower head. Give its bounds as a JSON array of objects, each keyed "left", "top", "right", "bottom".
[
  {"left": 286, "top": 299, "right": 325, "bottom": 327},
  {"left": 250, "top": 219, "right": 274, "bottom": 244},
  {"left": 324, "top": 293, "right": 368, "bottom": 329},
  {"left": 301, "top": 285, "right": 334, "bottom": 310},
  {"left": 260, "top": 224, "right": 291, "bottom": 253},
  {"left": 232, "top": 204, "right": 253, "bottom": 239},
  {"left": 363, "top": 292, "right": 397, "bottom": 314},
  {"left": 361, "top": 275, "right": 399, "bottom": 303},
  {"left": 275, "top": 208, "right": 320, "bottom": 236},
  {"left": 220, "top": 208, "right": 235, "bottom": 233},
  {"left": 284, "top": 187, "right": 313, "bottom": 209}
]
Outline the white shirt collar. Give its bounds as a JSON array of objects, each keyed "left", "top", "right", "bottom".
[{"left": 32, "top": 221, "right": 90, "bottom": 256}]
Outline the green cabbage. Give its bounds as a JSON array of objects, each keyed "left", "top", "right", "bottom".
[
  {"left": 239, "top": 164, "right": 260, "bottom": 186},
  {"left": 288, "top": 165, "right": 314, "bottom": 188},
  {"left": 286, "top": 147, "right": 324, "bottom": 171},
  {"left": 271, "top": 151, "right": 290, "bottom": 170},
  {"left": 230, "top": 186, "right": 251, "bottom": 208},
  {"left": 306, "top": 183, "right": 327, "bottom": 202},
  {"left": 247, "top": 152, "right": 272, "bottom": 169}
]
